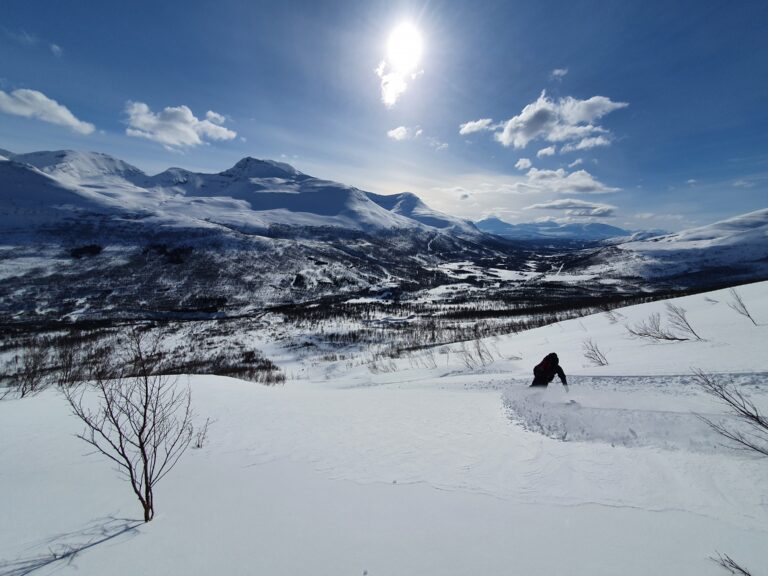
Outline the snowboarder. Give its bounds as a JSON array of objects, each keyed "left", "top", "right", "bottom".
[{"left": 530, "top": 352, "right": 568, "bottom": 388}]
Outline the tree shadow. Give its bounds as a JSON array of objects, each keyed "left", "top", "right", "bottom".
[{"left": 0, "top": 516, "right": 141, "bottom": 576}]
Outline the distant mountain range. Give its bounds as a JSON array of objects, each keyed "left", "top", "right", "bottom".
[
  {"left": 1, "top": 148, "right": 766, "bottom": 322},
  {"left": 475, "top": 216, "right": 636, "bottom": 242}
]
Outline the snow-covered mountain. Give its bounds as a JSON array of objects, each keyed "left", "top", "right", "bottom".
[
  {"left": 476, "top": 216, "right": 631, "bottom": 242},
  {"left": 367, "top": 191, "right": 480, "bottom": 235},
  {"left": 0, "top": 149, "right": 480, "bottom": 238},
  {"left": 579, "top": 209, "right": 768, "bottom": 286}
]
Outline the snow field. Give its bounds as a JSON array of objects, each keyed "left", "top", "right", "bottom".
[{"left": 1, "top": 281, "right": 767, "bottom": 574}]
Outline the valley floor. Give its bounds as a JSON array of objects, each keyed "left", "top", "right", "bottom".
[{"left": 2, "top": 282, "right": 767, "bottom": 575}]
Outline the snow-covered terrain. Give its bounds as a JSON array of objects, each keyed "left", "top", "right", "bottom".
[
  {"left": 2, "top": 281, "right": 766, "bottom": 575},
  {"left": 1, "top": 149, "right": 479, "bottom": 237},
  {"left": 579, "top": 208, "right": 768, "bottom": 285}
]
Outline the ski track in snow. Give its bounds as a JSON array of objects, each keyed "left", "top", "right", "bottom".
[{"left": 502, "top": 373, "right": 768, "bottom": 453}]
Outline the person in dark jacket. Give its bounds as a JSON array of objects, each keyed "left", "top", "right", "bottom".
[{"left": 530, "top": 352, "right": 568, "bottom": 388}]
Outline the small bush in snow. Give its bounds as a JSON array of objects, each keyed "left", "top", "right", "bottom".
[
  {"left": 694, "top": 369, "right": 768, "bottom": 458},
  {"left": 1, "top": 338, "right": 54, "bottom": 399},
  {"left": 711, "top": 552, "right": 753, "bottom": 576},
  {"left": 64, "top": 328, "right": 193, "bottom": 522},
  {"left": 626, "top": 304, "right": 703, "bottom": 342},
  {"left": 727, "top": 288, "right": 758, "bottom": 326},
  {"left": 665, "top": 303, "right": 703, "bottom": 341},
  {"left": 194, "top": 417, "right": 212, "bottom": 449},
  {"left": 582, "top": 339, "right": 608, "bottom": 366}
]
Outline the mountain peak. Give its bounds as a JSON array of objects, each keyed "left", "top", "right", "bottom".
[
  {"left": 13, "top": 150, "right": 146, "bottom": 183},
  {"left": 221, "top": 157, "right": 302, "bottom": 180}
]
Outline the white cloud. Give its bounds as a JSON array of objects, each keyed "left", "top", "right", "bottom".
[
  {"left": 525, "top": 198, "right": 617, "bottom": 217},
  {"left": 205, "top": 110, "right": 226, "bottom": 124},
  {"left": 561, "top": 135, "right": 611, "bottom": 153},
  {"left": 550, "top": 68, "right": 568, "bottom": 80},
  {"left": 0, "top": 88, "right": 94, "bottom": 134},
  {"left": 459, "top": 118, "right": 494, "bottom": 135},
  {"left": 514, "top": 158, "right": 532, "bottom": 171},
  {"left": 125, "top": 101, "right": 237, "bottom": 149},
  {"left": 50, "top": 43, "right": 62, "bottom": 57},
  {"left": 525, "top": 167, "right": 619, "bottom": 195},
  {"left": 480, "top": 90, "right": 627, "bottom": 151},
  {"left": 387, "top": 126, "right": 409, "bottom": 140},
  {"left": 375, "top": 59, "right": 422, "bottom": 108},
  {"left": 568, "top": 158, "right": 583, "bottom": 168},
  {"left": 733, "top": 179, "right": 755, "bottom": 188},
  {"left": 686, "top": 179, "right": 698, "bottom": 185},
  {"left": 387, "top": 125, "right": 422, "bottom": 141},
  {"left": 537, "top": 145, "right": 556, "bottom": 158}
]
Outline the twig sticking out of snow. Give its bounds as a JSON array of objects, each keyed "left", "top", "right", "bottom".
[
  {"left": 728, "top": 288, "right": 758, "bottom": 326},
  {"left": 582, "top": 338, "right": 609, "bottom": 366}
]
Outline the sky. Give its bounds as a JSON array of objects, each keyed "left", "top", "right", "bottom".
[{"left": 0, "top": 0, "right": 766, "bottom": 231}]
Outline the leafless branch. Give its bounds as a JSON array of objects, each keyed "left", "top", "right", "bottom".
[
  {"left": 582, "top": 339, "right": 609, "bottom": 366},
  {"left": 712, "top": 552, "right": 754, "bottom": 576},
  {"left": 728, "top": 288, "right": 758, "bottom": 326},
  {"left": 693, "top": 369, "right": 768, "bottom": 457},
  {"left": 626, "top": 312, "right": 689, "bottom": 341},
  {"left": 665, "top": 303, "right": 704, "bottom": 341}
]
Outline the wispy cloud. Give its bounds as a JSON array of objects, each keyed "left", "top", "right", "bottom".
[
  {"left": 568, "top": 158, "right": 583, "bottom": 168},
  {"left": 514, "top": 158, "right": 532, "bottom": 170},
  {"left": 387, "top": 125, "right": 422, "bottom": 141},
  {"left": 459, "top": 118, "right": 494, "bottom": 135},
  {"left": 427, "top": 136, "right": 448, "bottom": 151},
  {"left": 525, "top": 198, "right": 617, "bottom": 217},
  {"left": 460, "top": 90, "right": 627, "bottom": 153},
  {"left": 537, "top": 145, "right": 556, "bottom": 158},
  {"left": 561, "top": 135, "right": 611, "bottom": 153},
  {"left": 125, "top": 102, "right": 237, "bottom": 149},
  {"left": 0, "top": 88, "right": 94, "bottom": 134},
  {"left": 550, "top": 68, "right": 568, "bottom": 80},
  {"left": 2, "top": 27, "right": 39, "bottom": 46},
  {"left": 3, "top": 28, "right": 63, "bottom": 59}
]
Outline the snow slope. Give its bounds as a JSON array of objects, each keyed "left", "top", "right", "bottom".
[{"left": 1, "top": 282, "right": 767, "bottom": 575}]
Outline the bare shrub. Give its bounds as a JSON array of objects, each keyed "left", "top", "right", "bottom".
[
  {"left": 64, "top": 329, "right": 193, "bottom": 522},
  {"left": 665, "top": 303, "right": 703, "bottom": 341},
  {"left": 693, "top": 369, "right": 768, "bottom": 457},
  {"left": 728, "top": 288, "right": 758, "bottom": 326},
  {"left": 194, "top": 417, "right": 212, "bottom": 449},
  {"left": 457, "top": 339, "right": 494, "bottom": 371},
  {"left": 626, "top": 312, "right": 687, "bottom": 341},
  {"left": 695, "top": 370, "right": 765, "bottom": 575},
  {"left": 711, "top": 553, "right": 753, "bottom": 576},
  {"left": 582, "top": 339, "right": 608, "bottom": 366},
  {"left": 1, "top": 338, "right": 54, "bottom": 398}
]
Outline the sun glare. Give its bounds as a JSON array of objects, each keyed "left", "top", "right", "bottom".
[{"left": 387, "top": 22, "right": 423, "bottom": 73}]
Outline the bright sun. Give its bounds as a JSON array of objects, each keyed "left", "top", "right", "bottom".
[{"left": 387, "top": 22, "right": 423, "bottom": 73}]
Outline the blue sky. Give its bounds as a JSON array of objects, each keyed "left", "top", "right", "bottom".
[{"left": 1, "top": 0, "right": 766, "bottom": 231}]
